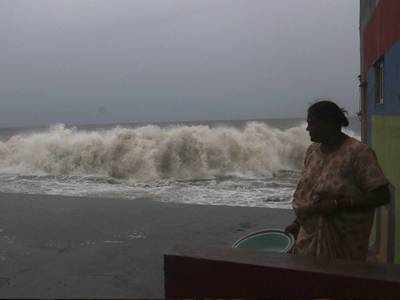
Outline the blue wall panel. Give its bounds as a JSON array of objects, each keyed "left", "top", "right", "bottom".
[
  {"left": 367, "top": 41, "right": 400, "bottom": 115},
  {"left": 366, "top": 40, "right": 400, "bottom": 145},
  {"left": 367, "top": 42, "right": 400, "bottom": 115},
  {"left": 385, "top": 41, "right": 400, "bottom": 110}
]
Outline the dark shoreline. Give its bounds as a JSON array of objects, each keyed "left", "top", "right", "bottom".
[{"left": 0, "top": 192, "right": 294, "bottom": 298}]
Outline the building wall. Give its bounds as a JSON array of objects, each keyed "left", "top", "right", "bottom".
[
  {"left": 367, "top": 42, "right": 400, "bottom": 114},
  {"left": 362, "top": 0, "right": 400, "bottom": 74},
  {"left": 360, "top": 0, "right": 400, "bottom": 263},
  {"left": 365, "top": 41, "right": 400, "bottom": 143},
  {"left": 360, "top": 0, "right": 380, "bottom": 30},
  {"left": 372, "top": 116, "right": 400, "bottom": 263}
]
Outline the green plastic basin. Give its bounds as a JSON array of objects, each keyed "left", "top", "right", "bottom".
[{"left": 232, "top": 229, "right": 294, "bottom": 253}]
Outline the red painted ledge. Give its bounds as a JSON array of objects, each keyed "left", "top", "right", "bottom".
[{"left": 164, "top": 245, "right": 400, "bottom": 299}]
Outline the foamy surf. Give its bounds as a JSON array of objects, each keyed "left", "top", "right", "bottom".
[
  {"left": 0, "top": 122, "right": 360, "bottom": 208},
  {"left": 0, "top": 122, "right": 310, "bottom": 181}
]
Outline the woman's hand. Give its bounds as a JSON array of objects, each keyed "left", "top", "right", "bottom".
[{"left": 284, "top": 221, "right": 300, "bottom": 239}]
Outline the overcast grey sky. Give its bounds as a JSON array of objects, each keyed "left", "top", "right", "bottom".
[{"left": 1, "top": 0, "right": 359, "bottom": 127}]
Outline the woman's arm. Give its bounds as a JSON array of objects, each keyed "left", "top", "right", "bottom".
[
  {"left": 296, "top": 184, "right": 391, "bottom": 216},
  {"left": 336, "top": 184, "right": 391, "bottom": 210}
]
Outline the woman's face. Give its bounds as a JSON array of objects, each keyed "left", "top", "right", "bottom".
[{"left": 306, "top": 113, "right": 334, "bottom": 143}]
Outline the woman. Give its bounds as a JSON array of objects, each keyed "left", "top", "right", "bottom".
[{"left": 285, "top": 100, "right": 390, "bottom": 261}]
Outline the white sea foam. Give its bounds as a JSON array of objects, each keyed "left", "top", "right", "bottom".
[
  {"left": 0, "top": 122, "right": 310, "bottom": 182},
  {"left": 0, "top": 122, "right": 361, "bottom": 207}
]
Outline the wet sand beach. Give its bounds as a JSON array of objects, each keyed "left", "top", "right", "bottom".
[{"left": 0, "top": 192, "right": 294, "bottom": 298}]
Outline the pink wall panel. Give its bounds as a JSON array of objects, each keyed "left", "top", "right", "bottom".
[{"left": 362, "top": 0, "right": 400, "bottom": 75}]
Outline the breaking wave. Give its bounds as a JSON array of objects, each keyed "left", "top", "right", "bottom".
[{"left": 0, "top": 122, "right": 311, "bottom": 182}]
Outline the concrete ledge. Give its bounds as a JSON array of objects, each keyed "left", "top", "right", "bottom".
[{"left": 164, "top": 245, "right": 400, "bottom": 299}]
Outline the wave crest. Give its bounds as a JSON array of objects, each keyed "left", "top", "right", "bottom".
[{"left": 0, "top": 122, "right": 311, "bottom": 181}]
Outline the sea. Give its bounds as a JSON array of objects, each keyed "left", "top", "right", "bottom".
[{"left": 0, "top": 118, "right": 360, "bottom": 209}]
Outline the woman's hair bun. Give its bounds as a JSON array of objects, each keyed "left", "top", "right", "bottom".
[{"left": 308, "top": 99, "right": 349, "bottom": 128}]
